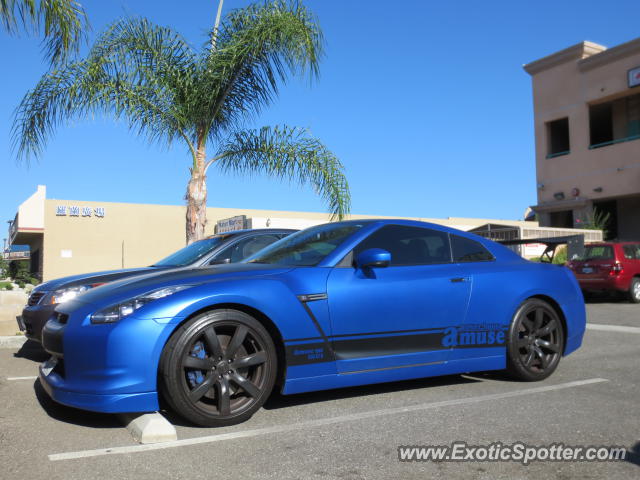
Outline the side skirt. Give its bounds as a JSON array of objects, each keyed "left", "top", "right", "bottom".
[{"left": 281, "top": 355, "right": 506, "bottom": 395}]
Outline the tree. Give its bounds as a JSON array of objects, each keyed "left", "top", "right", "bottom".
[
  {"left": 0, "top": 0, "right": 88, "bottom": 64},
  {"left": 13, "top": 0, "right": 351, "bottom": 243}
]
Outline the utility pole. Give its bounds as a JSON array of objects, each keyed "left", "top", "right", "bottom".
[{"left": 211, "top": 0, "right": 225, "bottom": 50}]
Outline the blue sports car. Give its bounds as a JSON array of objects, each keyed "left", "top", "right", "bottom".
[{"left": 39, "top": 219, "right": 586, "bottom": 427}]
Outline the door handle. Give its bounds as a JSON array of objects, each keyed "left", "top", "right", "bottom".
[{"left": 450, "top": 277, "right": 469, "bottom": 283}]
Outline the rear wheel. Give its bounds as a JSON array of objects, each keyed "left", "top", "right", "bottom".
[
  {"left": 628, "top": 277, "right": 640, "bottom": 304},
  {"left": 506, "top": 299, "right": 564, "bottom": 381},
  {"left": 160, "top": 309, "right": 277, "bottom": 427}
]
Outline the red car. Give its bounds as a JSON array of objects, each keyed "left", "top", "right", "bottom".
[{"left": 567, "top": 242, "right": 640, "bottom": 303}]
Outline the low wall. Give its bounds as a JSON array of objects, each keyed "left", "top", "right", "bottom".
[{"left": 0, "top": 290, "right": 28, "bottom": 336}]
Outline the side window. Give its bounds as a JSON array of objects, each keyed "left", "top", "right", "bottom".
[
  {"left": 210, "top": 235, "right": 281, "bottom": 264},
  {"left": 353, "top": 225, "right": 452, "bottom": 266},
  {"left": 451, "top": 235, "right": 494, "bottom": 262},
  {"left": 623, "top": 244, "right": 640, "bottom": 260}
]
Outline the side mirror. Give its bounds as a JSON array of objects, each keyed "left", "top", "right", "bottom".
[{"left": 355, "top": 248, "right": 391, "bottom": 269}]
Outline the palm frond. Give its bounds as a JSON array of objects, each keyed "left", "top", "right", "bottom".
[
  {"left": 0, "top": 0, "right": 88, "bottom": 64},
  {"left": 13, "top": 57, "right": 193, "bottom": 161},
  {"left": 40, "top": 0, "right": 88, "bottom": 65},
  {"left": 12, "top": 16, "right": 200, "bottom": 161},
  {"left": 200, "top": 0, "right": 324, "bottom": 137},
  {"left": 215, "top": 126, "right": 350, "bottom": 220}
]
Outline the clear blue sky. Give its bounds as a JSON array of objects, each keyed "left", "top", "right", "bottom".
[{"left": 2, "top": 0, "right": 640, "bottom": 237}]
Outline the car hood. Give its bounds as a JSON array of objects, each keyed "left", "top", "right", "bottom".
[
  {"left": 72, "top": 262, "right": 295, "bottom": 305},
  {"left": 34, "top": 266, "right": 168, "bottom": 292}
]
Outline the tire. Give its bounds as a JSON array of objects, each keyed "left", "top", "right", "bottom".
[
  {"left": 628, "top": 277, "right": 640, "bottom": 304},
  {"left": 160, "top": 309, "right": 277, "bottom": 427},
  {"left": 506, "top": 299, "right": 564, "bottom": 381}
]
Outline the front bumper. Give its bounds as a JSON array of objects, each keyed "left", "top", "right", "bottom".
[
  {"left": 21, "top": 304, "right": 57, "bottom": 342},
  {"left": 38, "top": 300, "right": 179, "bottom": 414},
  {"left": 38, "top": 359, "right": 158, "bottom": 413}
]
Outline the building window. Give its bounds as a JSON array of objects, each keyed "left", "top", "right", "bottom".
[
  {"left": 546, "top": 118, "right": 570, "bottom": 158},
  {"left": 549, "top": 210, "right": 573, "bottom": 228},
  {"left": 589, "top": 93, "right": 640, "bottom": 149}
]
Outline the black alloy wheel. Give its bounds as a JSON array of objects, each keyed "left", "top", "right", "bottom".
[
  {"left": 160, "top": 309, "right": 277, "bottom": 427},
  {"left": 506, "top": 299, "right": 564, "bottom": 381}
]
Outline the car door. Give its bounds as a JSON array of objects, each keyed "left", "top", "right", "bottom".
[
  {"left": 446, "top": 233, "right": 506, "bottom": 361},
  {"left": 326, "top": 224, "right": 472, "bottom": 374}
]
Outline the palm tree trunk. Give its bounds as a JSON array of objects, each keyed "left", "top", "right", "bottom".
[{"left": 185, "top": 144, "right": 208, "bottom": 244}]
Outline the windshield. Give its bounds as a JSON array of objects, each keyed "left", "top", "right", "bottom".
[
  {"left": 153, "top": 236, "right": 229, "bottom": 267},
  {"left": 246, "top": 223, "right": 364, "bottom": 266},
  {"left": 580, "top": 245, "right": 614, "bottom": 261}
]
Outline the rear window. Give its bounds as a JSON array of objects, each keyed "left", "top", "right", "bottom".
[
  {"left": 450, "top": 235, "right": 494, "bottom": 262},
  {"left": 581, "top": 245, "right": 614, "bottom": 261}
]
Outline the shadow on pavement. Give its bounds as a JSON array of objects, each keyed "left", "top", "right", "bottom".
[
  {"left": 33, "top": 379, "right": 122, "bottom": 429},
  {"left": 262, "top": 373, "right": 481, "bottom": 410},
  {"left": 625, "top": 441, "right": 640, "bottom": 467},
  {"left": 160, "top": 374, "right": 482, "bottom": 427},
  {"left": 14, "top": 339, "right": 50, "bottom": 363},
  {"left": 583, "top": 292, "right": 629, "bottom": 304}
]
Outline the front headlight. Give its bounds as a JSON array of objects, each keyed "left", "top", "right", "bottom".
[
  {"left": 90, "top": 285, "right": 193, "bottom": 324},
  {"left": 49, "top": 284, "right": 101, "bottom": 304}
]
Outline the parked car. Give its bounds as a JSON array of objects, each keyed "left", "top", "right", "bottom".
[
  {"left": 567, "top": 242, "right": 640, "bottom": 303},
  {"left": 19, "top": 228, "right": 295, "bottom": 342},
  {"left": 39, "top": 219, "right": 585, "bottom": 426}
]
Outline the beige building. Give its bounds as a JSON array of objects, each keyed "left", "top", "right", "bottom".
[
  {"left": 8, "top": 185, "right": 556, "bottom": 282},
  {"left": 524, "top": 37, "right": 640, "bottom": 239}
]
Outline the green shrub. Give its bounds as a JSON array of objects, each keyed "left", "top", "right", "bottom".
[
  {"left": 9, "top": 260, "right": 31, "bottom": 283},
  {"left": 553, "top": 246, "right": 568, "bottom": 265},
  {"left": 17, "top": 281, "right": 25, "bottom": 289},
  {"left": 28, "top": 277, "right": 40, "bottom": 286},
  {"left": 0, "top": 257, "right": 9, "bottom": 278}
]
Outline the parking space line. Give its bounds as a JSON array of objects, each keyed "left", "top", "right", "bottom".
[
  {"left": 48, "top": 377, "right": 607, "bottom": 461},
  {"left": 587, "top": 323, "right": 640, "bottom": 334},
  {"left": 7, "top": 376, "right": 38, "bottom": 381}
]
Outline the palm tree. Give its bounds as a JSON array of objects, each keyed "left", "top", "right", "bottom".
[
  {"left": 13, "top": 0, "right": 350, "bottom": 243},
  {"left": 1, "top": 0, "right": 88, "bottom": 64}
]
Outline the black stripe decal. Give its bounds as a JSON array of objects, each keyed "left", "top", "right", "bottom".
[
  {"left": 286, "top": 326, "right": 446, "bottom": 344},
  {"left": 295, "top": 294, "right": 336, "bottom": 364},
  {"left": 286, "top": 328, "right": 507, "bottom": 366},
  {"left": 341, "top": 360, "right": 444, "bottom": 375}
]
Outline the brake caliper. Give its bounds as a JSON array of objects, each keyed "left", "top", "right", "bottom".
[{"left": 187, "top": 341, "right": 206, "bottom": 387}]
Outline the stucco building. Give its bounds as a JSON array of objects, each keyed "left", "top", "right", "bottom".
[
  {"left": 524, "top": 37, "right": 640, "bottom": 239},
  {"left": 8, "top": 185, "right": 554, "bottom": 281}
]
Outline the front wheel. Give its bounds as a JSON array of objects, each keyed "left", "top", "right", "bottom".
[
  {"left": 160, "top": 309, "right": 277, "bottom": 427},
  {"left": 506, "top": 299, "right": 564, "bottom": 381}
]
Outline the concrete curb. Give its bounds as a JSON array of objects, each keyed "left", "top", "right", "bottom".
[
  {"left": 119, "top": 413, "right": 178, "bottom": 444},
  {"left": 0, "top": 335, "right": 27, "bottom": 349}
]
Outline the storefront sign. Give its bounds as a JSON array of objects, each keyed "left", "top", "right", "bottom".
[
  {"left": 629, "top": 66, "right": 640, "bottom": 88},
  {"left": 56, "top": 205, "right": 106, "bottom": 217},
  {"left": 216, "top": 215, "right": 247, "bottom": 233}
]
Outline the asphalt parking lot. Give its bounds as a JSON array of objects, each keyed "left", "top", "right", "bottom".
[{"left": 1, "top": 301, "right": 638, "bottom": 480}]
